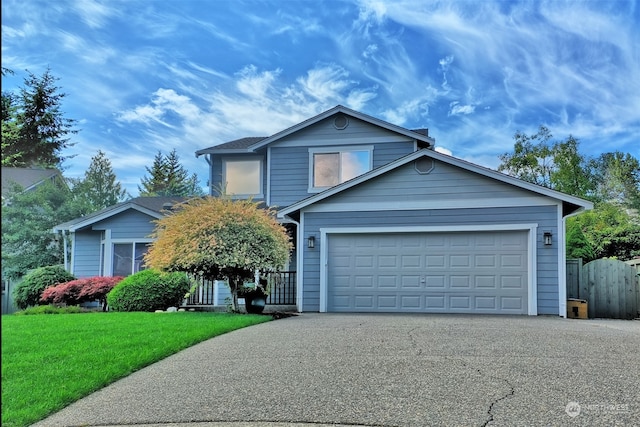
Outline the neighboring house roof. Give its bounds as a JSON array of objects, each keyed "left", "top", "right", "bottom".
[
  {"left": 53, "top": 196, "right": 188, "bottom": 233},
  {"left": 195, "top": 105, "right": 435, "bottom": 157},
  {"left": 1, "top": 167, "right": 64, "bottom": 198},
  {"left": 278, "top": 149, "right": 593, "bottom": 220}
]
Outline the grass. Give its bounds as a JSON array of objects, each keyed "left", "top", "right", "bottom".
[{"left": 1, "top": 311, "right": 272, "bottom": 427}]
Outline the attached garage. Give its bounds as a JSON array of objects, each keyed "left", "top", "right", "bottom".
[
  {"left": 326, "top": 230, "right": 529, "bottom": 314},
  {"left": 279, "top": 149, "right": 593, "bottom": 317}
]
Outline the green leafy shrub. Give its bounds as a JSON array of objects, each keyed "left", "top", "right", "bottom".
[
  {"left": 107, "top": 270, "right": 190, "bottom": 312},
  {"left": 40, "top": 276, "right": 124, "bottom": 310},
  {"left": 12, "top": 266, "right": 76, "bottom": 309},
  {"left": 14, "top": 305, "right": 88, "bottom": 315}
]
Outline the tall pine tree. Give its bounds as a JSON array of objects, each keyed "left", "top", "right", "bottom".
[
  {"left": 72, "top": 150, "right": 129, "bottom": 211},
  {"left": 1, "top": 68, "right": 77, "bottom": 167},
  {"left": 138, "top": 149, "right": 203, "bottom": 197}
]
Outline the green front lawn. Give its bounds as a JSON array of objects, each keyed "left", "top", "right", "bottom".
[{"left": 1, "top": 311, "right": 271, "bottom": 427}]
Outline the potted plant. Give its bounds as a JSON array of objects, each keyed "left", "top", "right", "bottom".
[
  {"left": 239, "top": 278, "right": 269, "bottom": 314},
  {"left": 238, "top": 273, "right": 282, "bottom": 314}
]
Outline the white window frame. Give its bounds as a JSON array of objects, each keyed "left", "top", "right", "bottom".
[
  {"left": 222, "top": 157, "right": 264, "bottom": 198},
  {"left": 102, "top": 236, "right": 154, "bottom": 276},
  {"left": 308, "top": 146, "right": 373, "bottom": 193}
]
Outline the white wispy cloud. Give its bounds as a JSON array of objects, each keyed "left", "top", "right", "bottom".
[
  {"left": 449, "top": 102, "right": 475, "bottom": 116},
  {"left": 71, "top": 0, "right": 118, "bottom": 29}
]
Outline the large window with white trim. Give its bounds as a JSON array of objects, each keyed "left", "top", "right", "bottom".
[
  {"left": 309, "top": 147, "right": 372, "bottom": 191},
  {"left": 223, "top": 158, "right": 263, "bottom": 197}
]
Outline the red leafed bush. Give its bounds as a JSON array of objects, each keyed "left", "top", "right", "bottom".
[{"left": 40, "top": 276, "right": 124, "bottom": 311}]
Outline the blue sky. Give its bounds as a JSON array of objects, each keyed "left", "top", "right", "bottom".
[{"left": 2, "top": 0, "right": 639, "bottom": 197}]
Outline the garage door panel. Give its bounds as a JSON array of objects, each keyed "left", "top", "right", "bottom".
[
  {"left": 425, "top": 295, "right": 446, "bottom": 309},
  {"left": 501, "top": 254, "right": 524, "bottom": 267},
  {"left": 355, "top": 255, "right": 373, "bottom": 268},
  {"left": 501, "top": 275, "right": 524, "bottom": 289},
  {"left": 475, "top": 254, "right": 497, "bottom": 267},
  {"left": 450, "top": 255, "right": 471, "bottom": 267},
  {"left": 426, "top": 255, "right": 446, "bottom": 268},
  {"left": 402, "top": 255, "right": 422, "bottom": 268},
  {"left": 327, "top": 231, "right": 528, "bottom": 314},
  {"left": 426, "top": 276, "right": 446, "bottom": 288},
  {"left": 450, "top": 275, "right": 471, "bottom": 288},
  {"left": 501, "top": 297, "right": 524, "bottom": 310},
  {"left": 475, "top": 276, "right": 497, "bottom": 288},
  {"left": 476, "top": 296, "right": 497, "bottom": 310},
  {"left": 450, "top": 296, "right": 471, "bottom": 309},
  {"left": 401, "top": 276, "right": 421, "bottom": 288},
  {"left": 354, "top": 275, "right": 374, "bottom": 288},
  {"left": 377, "top": 276, "right": 398, "bottom": 288}
]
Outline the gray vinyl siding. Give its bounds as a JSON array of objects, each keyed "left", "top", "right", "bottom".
[
  {"left": 300, "top": 205, "right": 559, "bottom": 315},
  {"left": 268, "top": 114, "right": 417, "bottom": 210},
  {"left": 91, "top": 210, "right": 158, "bottom": 239},
  {"left": 327, "top": 159, "right": 540, "bottom": 204},
  {"left": 72, "top": 231, "right": 102, "bottom": 278}
]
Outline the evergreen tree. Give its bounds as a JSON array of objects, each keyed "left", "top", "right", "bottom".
[
  {"left": 1, "top": 68, "right": 77, "bottom": 167},
  {"left": 138, "top": 149, "right": 203, "bottom": 197},
  {"left": 72, "top": 150, "right": 129, "bottom": 211},
  {"left": 1, "top": 179, "right": 87, "bottom": 279}
]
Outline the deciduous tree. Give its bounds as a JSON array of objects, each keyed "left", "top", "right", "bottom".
[
  {"left": 498, "top": 127, "right": 639, "bottom": 261},
  {"left": 144, "top": 197, "right": 292, "bottom": 312}
]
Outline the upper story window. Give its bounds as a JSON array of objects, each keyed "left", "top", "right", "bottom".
[
  {"left": 309, "top": 146, "right": 373, "bottom": 191},
  {"left": 223, "top": 158, "right": 263, "bottom": 197}
]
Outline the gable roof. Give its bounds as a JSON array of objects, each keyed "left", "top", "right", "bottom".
[
  {"left": 2, "top": 167, "right": 64, "bottom": 197},
  {"left": 278, "top": 149, "right": 593, "bottom": 220},
  {"left": 53, "top": 196, "right": 188, "bottom": 233},
  {"left": 195, "top": 105, "right": 435, "bottom": 157}
]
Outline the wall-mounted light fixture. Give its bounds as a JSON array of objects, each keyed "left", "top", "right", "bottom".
[
  {"left": 543, "top": 231, "right": 553, "bottom": 246},
  {"left": 307, "top": 236, "right": 316, "bottom": 249}
]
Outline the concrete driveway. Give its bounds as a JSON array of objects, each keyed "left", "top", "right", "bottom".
[{"left": 34, "top": 314, "right": 639, "bottom": 427}]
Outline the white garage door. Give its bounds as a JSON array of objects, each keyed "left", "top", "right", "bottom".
[{"left": 327, "top": 231, "right": 528, "bottom": 314}]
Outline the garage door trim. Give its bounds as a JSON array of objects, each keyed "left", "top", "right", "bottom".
[{"left": 319, "top": 224, "right": 538, "bottom": 315}]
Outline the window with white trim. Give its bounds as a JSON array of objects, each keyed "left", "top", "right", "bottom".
[
  {"left": 309, "top": 147, "right": 372, "bottom": 191},
  {"left": 223, "top": 159, "right": 262, "bottom": 197},
  {"left": 112, "top": 242, "right": 149, "bottom": 276}
]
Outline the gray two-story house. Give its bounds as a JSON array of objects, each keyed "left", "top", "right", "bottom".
[
  {"left": 55, "top": 105, "right": 591, "bottom": 316},
  {"left": 195, "top": 105, "right": 592, "bottom": 316}
]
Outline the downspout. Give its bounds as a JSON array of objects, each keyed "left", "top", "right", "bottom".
[
  {"left": 62, "top": 231, "right": 69, "bottom": 271},
  {"left": 196, "top": 152, "right": 213, "bottom": 196}
]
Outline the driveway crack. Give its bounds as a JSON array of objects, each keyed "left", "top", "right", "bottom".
[
  {"left": 406, "top": 327, "right": 423, "bottom": 355},
  {"left": 480, "top": 373, "right": 515, "bottom": 427}
]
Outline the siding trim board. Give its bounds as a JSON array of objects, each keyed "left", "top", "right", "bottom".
[
  {"left": 557, "top": 204, "right": 568, "bottom": 318},
  {"left": 304, "top": 197, "right": 555, "bottom": 213},
  {"left": 318, "top": 224, "right": 539, "bottom": 315},
  {"left": 55, "top": 204, "right": 163, "bottom": 233}
]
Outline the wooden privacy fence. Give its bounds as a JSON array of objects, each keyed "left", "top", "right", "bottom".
[{"left": 567, "top": 258, "right": 640, "bottom": 319}]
